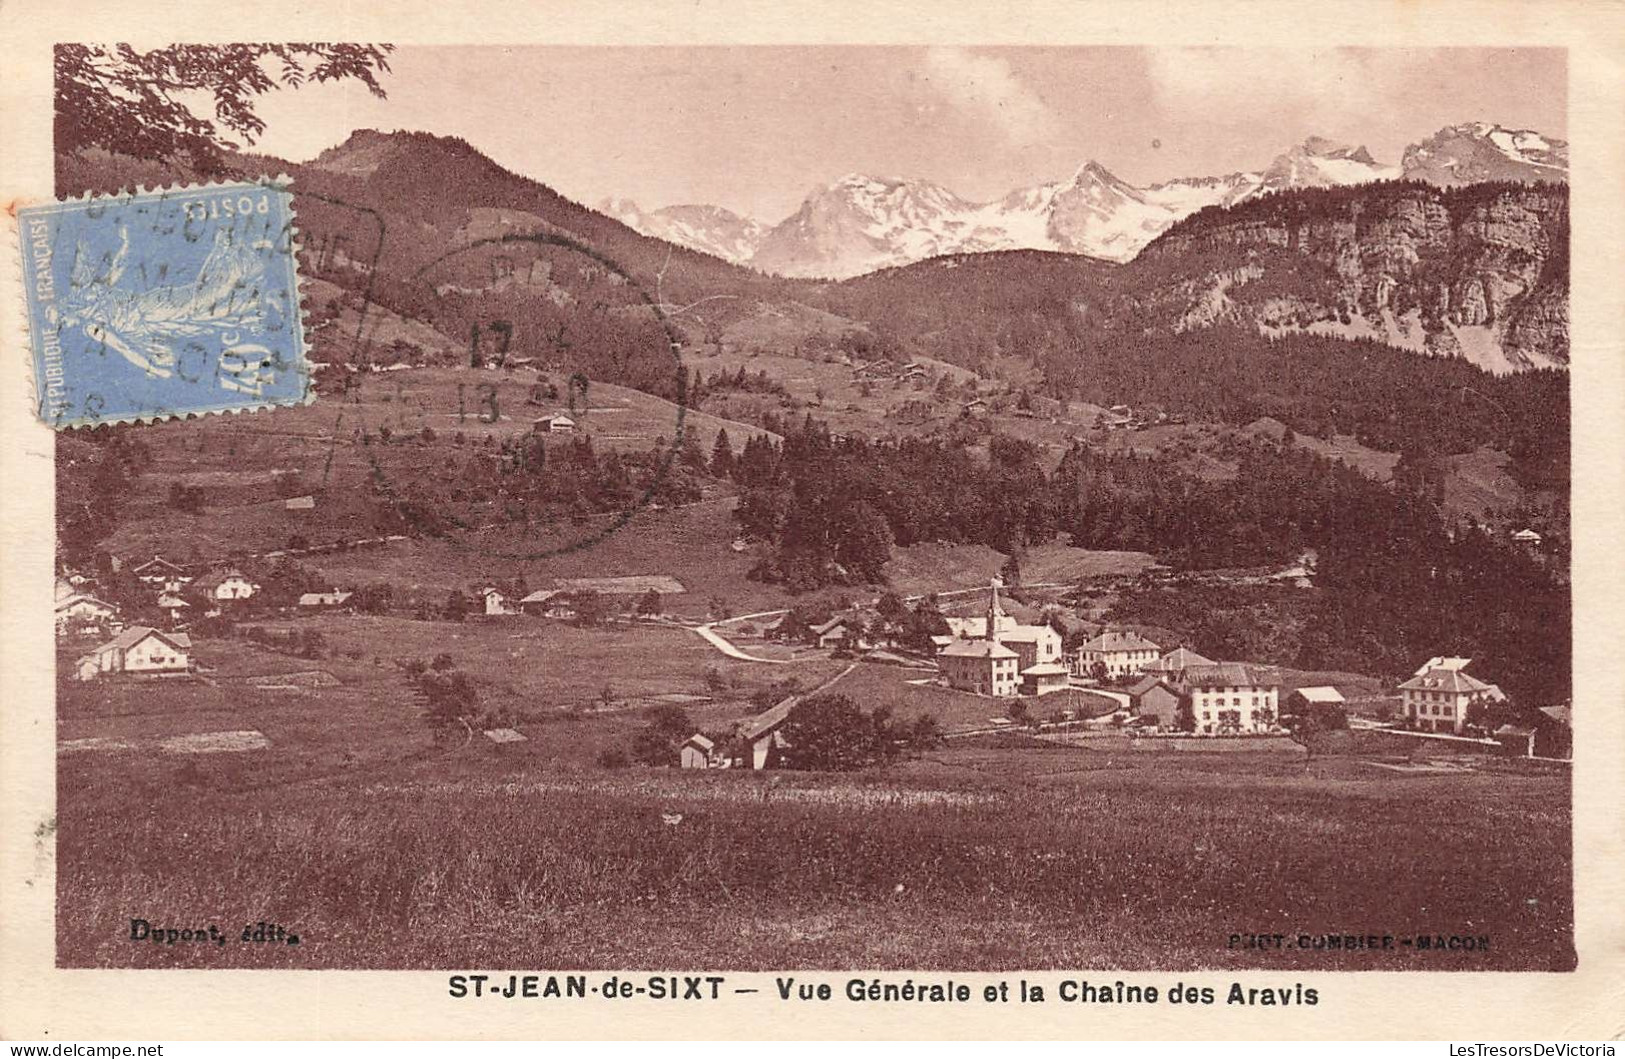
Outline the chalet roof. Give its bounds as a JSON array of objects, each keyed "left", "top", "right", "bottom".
[
  {"left": 1494, "top": 724, "right": 1537, "bottom": 738},
  {"left": 93, "top": 625, "right": 190, "bottom": 654},
  {"left": 1178, "top": 662, "right": 1279, "bottom": 689},
  {"left": 1079, "top": 630, "right": 1160, "bottom": 654},
  {"left": 739, "top": 694, "right": 801, "bottom": 743},
  {"left": 1538, "top": 704, "right": 1572, "bottom": 727},
  {"left": 1511, "top": 528, "right": 1543, "bottom": 541},
  {"left": 132, "top": 556, "right": 184, "bottom": 573},
  {"left": 157, "top": 593, "right": 190, "bottom": 608},
  {"left": 940, "top": 639, "right": 1018, "bottom": 660},
  {"left": 1413, "top": 656, "right": 1472, "bottom": 677},
  {"left": 1125, "top": 674, "right": 1170, "bottom": 697},
  {"left": 810, "top": 616, "right": 848, "bottom": 635},
  {"left": 1293, "top": 686, "right": 1345, "bottom": 704},
  {"left": 1399, "top": 668, "right": 1493, "bottom": 694},
  {"left": 1150, "top": 646, "right": 1216, "bottom": 671},
  {"left": 519, "top": 589, "right": 560, "bottom": 604},
  {"left": 684, "top": 733, "right": 716, "bottom": 751},
  {"left": 284, "top": 495, "right": 316, "bottom": 509},
  {"left": 55, "top": 593, "right": 115, "bottom": 613}
]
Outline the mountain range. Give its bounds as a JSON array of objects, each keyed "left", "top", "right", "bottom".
[
  {"left": 56, "top": 121, "right": 1569, "bottom": 377},
  {"left": 603, "top": 123, "right": 1566, "bottom": 279}
]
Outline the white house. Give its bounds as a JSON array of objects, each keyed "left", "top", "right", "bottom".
[
  {"left": 1075, "top": 630, "right": 1162, "bottom": 679},
  {"left": 1171, "top": 662, "right": 1281, "bottom": 734},
  {"left": 534, "top": 414, "right": 577, "bottom": 434},
  {"left": 76, "top": 626, "right": 192, "bottom": 681},
  {"left": 995, "top": 623, "right": 1068, "bottom": 696},
  {"left": 208, "top": 569, "right": 257, "bottom": 602},
  {"left": 1399, "top": 662, "right": 1499, "bottom": 734},
  {"left": 940, "top": 638, "right": 1021, "bottom": 697},
  {"left": 55, "top": 592, "right": 118, "bottom": 634},
  {"left": 481, "top": 587, "right": 518, "bottom": 616}
]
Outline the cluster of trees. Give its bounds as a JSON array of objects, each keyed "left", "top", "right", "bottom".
[
  {"left": 372, "top": 431, "right": 707, "bottom": 538},
  {"left": 779, "top": 694, "right": 944, "bottom": 771},
  {"left": 616, "top": 695, "right": 945, "bottom": 771},
  {"left": 691, "top": 366, "right": 789, "bottom": 405}
]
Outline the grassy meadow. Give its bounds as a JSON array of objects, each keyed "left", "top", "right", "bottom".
[{"left": 56, "top": 616, "right": 1573, "bottom": 971}]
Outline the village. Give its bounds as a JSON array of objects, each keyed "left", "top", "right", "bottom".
[{"left": 58, "top": 543, "right": 1574, "bottom": 773}]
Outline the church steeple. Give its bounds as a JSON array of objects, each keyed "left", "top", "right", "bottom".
[{"left": 986, "top": 578, "right": 1004, "bottom": 643}]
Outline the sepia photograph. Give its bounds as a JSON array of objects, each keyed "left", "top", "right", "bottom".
[{"left": 36, "top": 39, "right": 1580, "bottom": 976}]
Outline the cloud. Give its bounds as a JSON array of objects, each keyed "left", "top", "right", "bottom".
[
  {"left": 923, "top": 47, "right": 1060, "bottom": 145},
  {"left": 1145, "top": 48, "right": 1406, "bottom": 126}
]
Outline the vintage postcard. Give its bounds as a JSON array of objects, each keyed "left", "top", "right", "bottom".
[{"left": 2, "top": 0, "right": 1622, "bottom": 1043}]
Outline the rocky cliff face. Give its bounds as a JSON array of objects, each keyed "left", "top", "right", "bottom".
[{"left": 1124, "top": 182, "right": 1568, "bottom": 372}]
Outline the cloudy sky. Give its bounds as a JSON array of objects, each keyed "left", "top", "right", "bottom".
[{"left": 250, "top": 46, "right": 1567, "bottom": 222}]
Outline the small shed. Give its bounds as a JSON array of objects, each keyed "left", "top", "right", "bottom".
[{"left": 680, "top": 733, "right": 718, "bottom": 769}]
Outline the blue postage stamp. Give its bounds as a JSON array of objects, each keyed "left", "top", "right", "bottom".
[{"left": 18, "top": 179, "right": 310, "bottom": 428}]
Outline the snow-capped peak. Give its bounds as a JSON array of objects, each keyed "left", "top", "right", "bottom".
[
  {"left": 1402, "top": 122, "right": 1568, "bottom": 186},
  {"left": 606, "top": 121, "right": 1564, "bottom": 278}
]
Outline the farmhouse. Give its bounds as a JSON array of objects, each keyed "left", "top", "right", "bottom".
[
  {"left": 534, "top": 413, "right": 577, "bottom": 434},
  {"left": 1399, "top": 663, "right": 1499, "bottom": 734},
  {"left": 55, "top": 592, "right": 117, "bottom": 634},
  {"left": 76, "top": 626, "right": 191, "bottom": 681},
  {"left": 1535, "top": 704, "right": 1572, "bottom": 759},
  {"left": 736, "top": 691, "right": 806, "bottom": 769},
  {"left": 1125, "top": 674, "right": 1180, "bottom": 729},
  {"left": 518, "top": 589, "right": 574, "bottom": 619},
  {"left": 1170, "top": 663, "right": 1281, "bottom": 734},
  {"left": 132, "top": 555, "right": 190, "bottom": 586},
  {"left": 1075, "top": 630, "right": 1162, "bottom": 680},
  {"left": 297, "top": 590, "right": 353, "bottom": 609},
  {"left": 810, "top": 616, "right": 852, "bottom": 651}
]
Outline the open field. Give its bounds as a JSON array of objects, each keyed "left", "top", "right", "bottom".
[
  {"left": 103, "top": 365, "right": 771, "bottom": 563},
  {"left": 57, "top": 729, "right": 1573, "bottom": 970}
]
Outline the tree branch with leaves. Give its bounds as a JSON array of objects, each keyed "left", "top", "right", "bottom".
[{"left": 55, "top": 43, "right": 394, "bottom": 172}]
